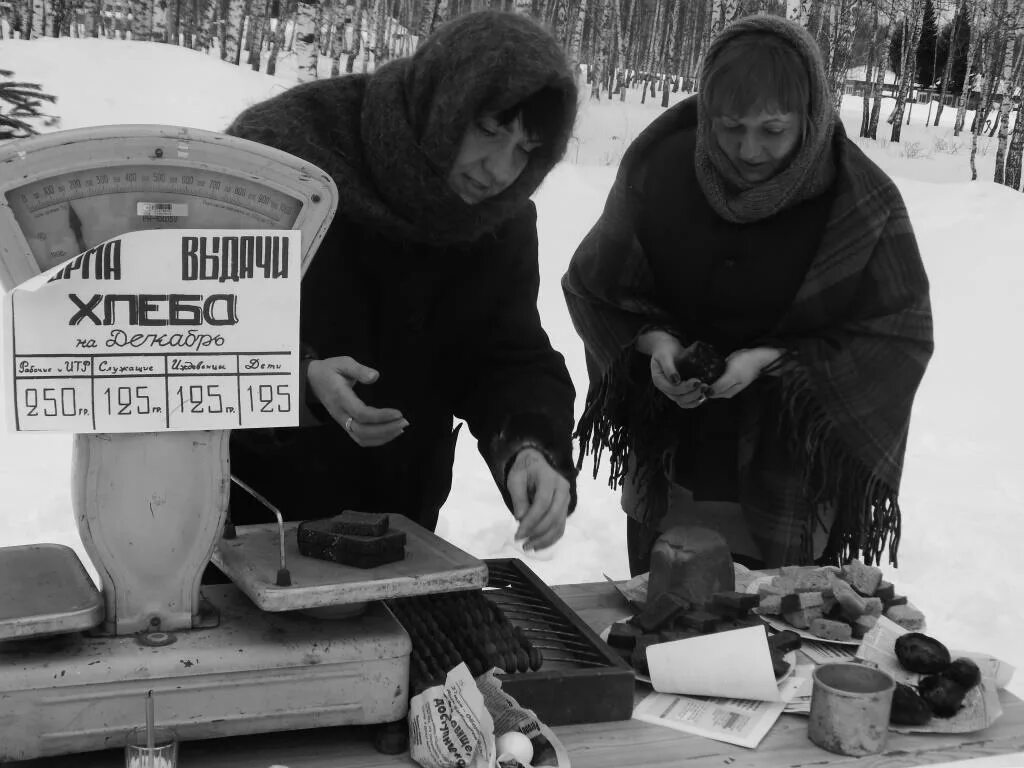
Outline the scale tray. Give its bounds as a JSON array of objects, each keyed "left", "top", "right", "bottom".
[
  {"left": 211, "top": 514, "right": 488, "bottom": 612},
  {"left": 0, "top": 543, "right": 103, "bottom": 640}
]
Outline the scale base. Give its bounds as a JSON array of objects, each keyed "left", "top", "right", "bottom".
[{"left": 0, "top": 584, "right": 411, "bottom": 761}]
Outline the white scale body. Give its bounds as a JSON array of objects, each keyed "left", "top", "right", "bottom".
[{"left": 0, "top": 126, "right": 487, "bottom": 761}]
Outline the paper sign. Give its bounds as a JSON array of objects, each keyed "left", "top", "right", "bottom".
[
  {"left": 647, "top": 625, "right": 782, "bottom": 702},
  {"left": 4, "top": 228, "right": 300, "bottom": 433}
]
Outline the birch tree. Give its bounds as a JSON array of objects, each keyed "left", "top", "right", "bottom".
[
  {"left": 953, "top": 0, "right": 987, "bottom": 135},
  {"left": 991, "top": 1, "right": 1022, "bottom": 185},
  {"left": 867, "top": 1, "right": 899, "bottom": 138},
  {"left": 567, "top": 0, "right": 589, "bottom": 79},
  {"left": 826, "top": 0, "right": 861, "bottom": 112},
  {"left": 345, "top": 0, "right": 365, "bottom": 71},
  {"left": 1005, "top": 82, "right": 1024, "bottom": 189},
  {"left": 888, "top": 0, "right": 924, "bottom": 141},
  {"left": 590, "top": 0, "right": 613, "bottom": 99},
  {"left": 933, "top": 0, "right": 966, "bottom": 125},
  {"left": 291, "top": 0, "right": 318, "bottom": 80},
  {"left": 265, "top": 0, "right": 292, "bottom": 74},
  {"left": 787, "top": 0, "right": 811, "bottom": 25},
  {"left": 969, "top": 32, "right": 996, "bottom": 179}
]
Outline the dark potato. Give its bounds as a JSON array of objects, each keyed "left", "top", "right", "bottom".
[
  {"left": 919, "top": 674, "right": 967, "bottom": 718},
  {"left": 895, "top": 632, "right": 952, "bottom": 674},
  {"left": 943, "top": 657, "right": 982, "bottom": 691},
  {"left": 890, "top": 682, "right": 932, "bottom": 725}
]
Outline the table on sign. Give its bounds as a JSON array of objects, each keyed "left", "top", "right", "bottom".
[
  {"left": 10, "top": 350, "right": 293, "bottom": 431},
  {"left": 8, "top": 581, "right": 1024, "bottom": 768}
]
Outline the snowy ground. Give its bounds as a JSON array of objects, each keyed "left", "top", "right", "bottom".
[{"left": 1, "top": 37, "right": 1021, "bottom": 699}]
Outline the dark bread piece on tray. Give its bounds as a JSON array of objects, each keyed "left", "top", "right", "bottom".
[
  {"left": 297, "top": 516, "right": 406, "bottom": 568},
  {"left": 331, "top": 510, "right": 390, "bottom": 536}
]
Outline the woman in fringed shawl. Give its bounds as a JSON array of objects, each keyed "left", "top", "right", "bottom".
[
  {"left": 563, "top": 15, "right": 933, "bottom": 575},
  {"left": 222, "top": 11, "right": 580, "bottom": 553}
]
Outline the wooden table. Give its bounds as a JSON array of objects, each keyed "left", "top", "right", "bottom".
[{"left": 9, "top": 581, "right": 1024, "bottom": 768}]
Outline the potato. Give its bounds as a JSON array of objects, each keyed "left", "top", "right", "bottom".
[
  {"left": 918, "top": 674, "right": 967, "bottom": 718},
  {"left": 895, "top": 632, "right": 952, "bottom": 674},
  {"left": 890, "top": 682, "right": 932, "bottom": 725},
  {"left": 944, "top": 657, "right": 982, "bottom": 691}
]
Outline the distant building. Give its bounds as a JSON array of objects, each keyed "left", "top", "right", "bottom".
[{"left": 844, "top": 65, "right": 898, "bottom": 98}]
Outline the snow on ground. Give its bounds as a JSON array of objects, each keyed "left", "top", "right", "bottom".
[{"left": 1, "top": 37, "right": 1021, "bottom": 698}]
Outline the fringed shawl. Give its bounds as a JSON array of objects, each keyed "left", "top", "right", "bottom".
[{"left": 562, "top": 101, "right": 933, "bottom": 567}]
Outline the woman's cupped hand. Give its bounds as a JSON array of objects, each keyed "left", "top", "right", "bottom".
[{"left": 307, "top": 356, "right": 409, "bottom": 446}]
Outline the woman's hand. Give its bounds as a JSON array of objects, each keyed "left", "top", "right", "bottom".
[
  {"left": 708, "top": 347, "right": 783, "bottom": 400},
  {"left": 307, "top": 356, "right": 408, "bottom": 446},
  {"left": 637, "top": 329, "right": 707, "bottom": 409},
  {"left": 506, "top": 448, "right": 571, "bottom": 551}
]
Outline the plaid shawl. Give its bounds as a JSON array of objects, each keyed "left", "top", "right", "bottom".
[{"left": 563, "top": 102, "right": 933, "bottom": 567}]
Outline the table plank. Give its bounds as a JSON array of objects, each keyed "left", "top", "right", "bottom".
[{"left": 6, "top": 581, "right": 1023, "bottom": 768}]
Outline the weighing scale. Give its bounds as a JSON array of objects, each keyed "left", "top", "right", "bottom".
[{"left": 0, "top": 126, "right": 488, "bottom": 761}]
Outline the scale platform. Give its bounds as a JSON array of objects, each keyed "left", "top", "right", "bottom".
[
  {"left": 0, "top": 543, "right": 103, "bottom": 640},
  {"left": 213, "top": 514, "right": 489, "bottom": 612}
]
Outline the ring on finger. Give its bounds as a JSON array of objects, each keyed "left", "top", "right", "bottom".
[{"left": 344, "top": 416, "right": 354, "bottom": 433}]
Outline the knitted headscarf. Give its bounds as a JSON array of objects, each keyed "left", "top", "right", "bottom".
[
  {"left": 694, "top": 15, "right": 836, "bottom": 223},
  {"left": 227, "top": 11, "right": 578, "bottom": 245}
]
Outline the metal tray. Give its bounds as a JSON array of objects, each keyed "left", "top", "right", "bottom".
[{"left": 388, "top": 558, "right": 635, "bottom": 726}]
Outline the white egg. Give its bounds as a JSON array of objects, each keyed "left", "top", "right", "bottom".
[{"left": 495, "top": 731, "right": 534, "bottom": 765}]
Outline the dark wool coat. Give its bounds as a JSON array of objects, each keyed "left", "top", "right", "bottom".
[
  {"left": 563, "top": 97, "right": 933, "bottom": 567},
  {"left": 225, "top": 11, "right": 578, "bottom": 529},
  {"left": 229, "top": 202, "right": 576, "bottom": 530}
]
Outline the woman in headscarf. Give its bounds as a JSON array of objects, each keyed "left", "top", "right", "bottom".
[
  {"left": 563, "top": 15, "right": 933, "bottom": 574},
  {"left": 225, "top": 11, "right": 579, "bottom": 551}
]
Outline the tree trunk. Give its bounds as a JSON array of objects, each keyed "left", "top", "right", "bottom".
[
  {"left": 786, "top": 0, "right": 810, "bottom": 25},
  {"left": 992, "top": 31, "right": 1015, "bottom": 184},
  {"left": 373, "top": 0, "right": 388, "bottom": 68},
  {"left": 417, "top": 0, "right": 439, "bottom": 38},
  {"left": 30, "top": 0, "right": 44, "bottom": 38},
  {"left": 826, "top": 0, "right": 859, "bottom": 113},
  {"left": 265, "top": 0, "right": 292, "bottom": 75},
  {"left": 591, "top": 0, "right": 613, "bottom": 100},
  {"left": 953, "top": 0, "right": 983, "bottom": 136},
  {"left": 710, "top": 0, "right": 723, "bottom": 37},
  {"left": 888, "top": 1, "right": 924, "bottom": 142},
  {"left": 568, "top": 0, "right": 589, "bottom": 78},
  {"left": 860, "top": 3, "right": 879, "bottom": 137},
  {"left": 1005, "top": 103, "right": 1024, "bottom": 190},
  {"left": 970, "top": 37, "right": 996, "bottom": 181},
  {"left": 933, "top": 0, "right": 965, "bottom": 126},
  {"left": 247, "top": 0, "right": 268, "bottom": 68},
  {"left": 329, "top": 0, "right": 345, "bottom": 76},
  {"left": 293, "top": 0, "right": 318, "bottom": 80},
  {"left": 867, "top": 8, "right": 896, "bottom": 139},
  {"left": 345, "top": 0, "right": 365, "bottom": 72}
]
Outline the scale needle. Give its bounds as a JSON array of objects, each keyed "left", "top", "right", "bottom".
[{"left": 67, "top": 203, "right": 87, "bottom": 254}]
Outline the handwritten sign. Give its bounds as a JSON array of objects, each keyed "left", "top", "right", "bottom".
[{"left": 4, "top": 228, "right": 300, "bottom": 433}]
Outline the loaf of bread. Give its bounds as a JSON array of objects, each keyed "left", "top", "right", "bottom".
[
  {"left": 646, "top": 526, "right": 735, "bottom": 607},
  {"left": 297, "top": 515, "right": 406, "bottom": 568},
  {"left": 810, "top": 618, "right": 854, "bottom": 642},
  {"left": 331, "top": 510, "right": 390, "bottom": 537}
]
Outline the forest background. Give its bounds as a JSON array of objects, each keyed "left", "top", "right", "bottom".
[{"left": 2, "top": 0, "right": 1024, "bottom": 191}]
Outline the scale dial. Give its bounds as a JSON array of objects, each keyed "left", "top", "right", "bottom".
[
  {"left": 0, "top": 124, "right": 337, "bottom": 289},
  {"left": 7, "top": 166, "right": 302, "bottom": 273}
]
